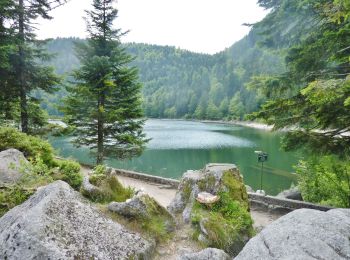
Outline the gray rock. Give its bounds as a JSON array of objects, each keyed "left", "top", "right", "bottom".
[
  {"left": 245, "top": 185, "right": 254, "bottom": 193},
  {"left": 277, "top": 186, "right": 303, "bottom": 201},
  {"left": 235, "top": 208, "right": 350, "bottom": 260},
  {"left": 0, "top": 181, "right": 154, "bottom": 260},
  {"left": 178, "top": 248, "right": 230, "bottom": 260},
  {"left": 0, "top": 149, "right": 28, "bottom": 185},
  {"left": 109, "top": 192, "right": 176, "bottom": 232},
  {"left": 81, "top": 175, "right": 101, "bottom": 194},
  {"left": 108, "top": 192, "right": 149, "bottom": 218}
]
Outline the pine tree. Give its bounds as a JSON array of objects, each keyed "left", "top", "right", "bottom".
[
  {"left": 64, "top": 0, "right": 147, "bottom": 164},
  {"left": 0, "top": 0, "right": 65, "bottom": 132}
]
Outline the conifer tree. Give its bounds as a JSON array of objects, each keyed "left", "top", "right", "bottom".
[
  {"left": 64, "top": 0, "right": 147, "bottom": 164},
  {"left": 0, "top": 0, "right": 65, "bottom": 132}
]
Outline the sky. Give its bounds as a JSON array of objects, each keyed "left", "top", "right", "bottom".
[{"left": 37, "top": 0, "right": 268, "bottom": 54}]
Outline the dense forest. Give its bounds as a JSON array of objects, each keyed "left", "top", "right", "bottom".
[{"left": 39, "top": 30, "right": 284, "bottom": 120}]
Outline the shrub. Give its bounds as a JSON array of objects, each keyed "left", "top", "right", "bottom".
[
  {"left": 0, "top": 186, "right": 35, "bottom": 217},
  {"left": 296, "top": 156, "right": 350, "bottom": 208},
  {"left": 0, "top": 127, "right": 55, "bottom": 167},
  {"left": 54, "top": 160, "right": 83, "bottom": 190}
]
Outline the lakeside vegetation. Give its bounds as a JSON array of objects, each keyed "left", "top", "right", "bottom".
[{"left": 0, "top": 0, "right": 349, "bottom": 216}]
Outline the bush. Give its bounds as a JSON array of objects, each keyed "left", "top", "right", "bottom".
[
  {"left": 0, "top": 186, "right": 35, "bottom": 217},
  {"left": 54, "top": 160, "right": 83, "bottom": 190},
  {"left": 296, "top": 156, "right": 350, "bottom": 208},
  {"left": 0, "top": 127, "right": 55, "bottom": 167}
]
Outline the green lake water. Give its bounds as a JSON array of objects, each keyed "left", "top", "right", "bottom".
[{"left": 48, "top": 119, "right": 300, "bottom": 195}]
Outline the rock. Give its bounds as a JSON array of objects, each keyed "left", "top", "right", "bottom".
[
  {"left": 168, "top": 163, "right": 253, "bottom": 256},
  {"left": 109, "top": 192, "right": 176, "bottom": 232},
  {"left": 245, "top": 185, "right": 254, "bottom": 193},
  {"left": 235, "top": 208, "right": 350, "bottom": 260},
  {"left": 0, "top": 181, "right": 154, "bottom": 259},
  {"left": 277, "top": 186, "right": 303, "bottom": 201},
  {"left": 178, "top": 248, "right": 231, "bottom": 260},
  {"left": 0, "top": 149, "right": 28, "bottom": 185}
]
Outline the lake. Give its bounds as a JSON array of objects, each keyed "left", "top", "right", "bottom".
[{"left": 48, "top": 119, "right": 300, "bottom": 195}]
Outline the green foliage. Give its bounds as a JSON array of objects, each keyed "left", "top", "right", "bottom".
[
  {"left": 0, "top": 186, "right": 34, "bottom": 217},
  {"left": 0, "top": 0, "right": 64, "bottom": 132},
  {"left": 39, "top": 31, "right": 283, "bottom": 121},
  {"left": 191, "top": 191, "right": 253, "bottom": 255},
  {"left": 0, "top": 127, "right": 55, "bottom": 166},
  {"left": 54, "top": 160, "right": 83, "bottom": 190},
  {"left": 250, "top": 0, "right": 350, "bottom": 156},
  {"left": 84, "top": 173, "right": 134, "bottom": 203},
  {"left": 296, "top": 156, "right": 350, "bottom": 208},
  {"left": 63, "top": 1, "right": 147, "bottom": 164}
]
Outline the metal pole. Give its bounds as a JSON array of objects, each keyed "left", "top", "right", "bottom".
[{"left": 260, "top": 161, "right": 263, "bottom": 191}]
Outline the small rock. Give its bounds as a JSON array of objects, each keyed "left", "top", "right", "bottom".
[
  {"left": 245, "top": 185, "right": 254, "bottom": 193},
  {"left": 277, "top": 186, "right": 303, "bottom": 201},
  {"left": 178, "top": 248, "right": 230, "bottom": 260}
]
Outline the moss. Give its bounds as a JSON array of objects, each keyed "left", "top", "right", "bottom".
[
  {"left": 83, "top": 174, "right": 134, "bottom": 203},
  {"left": 198, "top": 175, "right": 216, "bottom": 191},
  {"left": 221, "top": 170, "right": 249, "bottom": 209},
  {"left": 191, "top": 191, "right": 253, "bottom": 256},
  {"left": 182, "top": 181, "right": 192, "bottom": 200}
]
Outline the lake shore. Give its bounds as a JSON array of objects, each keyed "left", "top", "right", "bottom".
[{"left": 198, "top": 119, "right": 274, "bottom": 131}]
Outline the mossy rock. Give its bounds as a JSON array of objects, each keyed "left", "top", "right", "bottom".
[
  {"left": 191, "top": 192, "right": 254, "bottom": 256},
  {"left": 109, "top": 193, "right": 176, "bottom": 243},
  {"left": 168, "top": 163, "right": 253, "bottom": 256},
  {"left": 81, "top": 173, "right": 134, "bottom": 203}
]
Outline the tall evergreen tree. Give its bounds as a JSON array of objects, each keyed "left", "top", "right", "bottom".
[
  {"left": 0, "top": 0, "right": 65, "bottom": 132},
  {"left": 64, "top": 0, "right": 147, "bottom": 164}
]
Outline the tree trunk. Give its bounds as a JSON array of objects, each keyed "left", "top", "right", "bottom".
[
  {"left": 18, "top": 0, "right": 28, "bottom": 133},
  {"left": 96, "top": 94, "right": 105, "bottom": 165}
]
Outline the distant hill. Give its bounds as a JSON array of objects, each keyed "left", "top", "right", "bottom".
[{"left": 39, "top": 31, "right": 284, "bottom": 119}]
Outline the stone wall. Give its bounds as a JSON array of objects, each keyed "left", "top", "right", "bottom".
[{"left": 83, "top": 165, "right": 333, "bottom": 213}]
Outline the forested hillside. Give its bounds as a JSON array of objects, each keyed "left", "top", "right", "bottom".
[{"left": 40, "top": 31, "right": 284, "bottom": 119}]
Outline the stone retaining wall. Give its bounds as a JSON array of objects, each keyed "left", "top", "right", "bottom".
[
  {"left": 82, "top": 164, "right": 333, "bottom": 213},
  {"left": 113, "top": 168, "right": 180, "bottom": 189},
  {"left": 248, "top": 193, "right": 333, "bottom": 214}
]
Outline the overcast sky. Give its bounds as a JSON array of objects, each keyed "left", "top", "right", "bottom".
[{"left": 37, "top": 0, "right": 268, "bottom": 54}]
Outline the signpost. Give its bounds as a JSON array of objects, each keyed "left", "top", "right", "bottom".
[{"left": 254, "top": 151, "right": 268, "bottom": 194}]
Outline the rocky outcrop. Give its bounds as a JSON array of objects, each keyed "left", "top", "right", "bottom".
[
  {"left": 235, "top": 208, "right": 350, "bottom": 260},
  {"left": 277, "top": 186, "right": 303, "bottom": 201},
  {"left": 109, "top": 192, "right": 176, "bottom": 233},
  {"left": 168, "top": 163, "right": 253, "bottom": 256},
  {"left": 168, "top": 163, "right": 249, "bottom": 218},
  {"left": 0, "top": 181, "right": 154, "bottom": 260},
  {"left": 178, "top": 248, "right": 230, "bottom": 260},
  {"left": 0, "top": 149, "right": 28, "bottom": 185}
]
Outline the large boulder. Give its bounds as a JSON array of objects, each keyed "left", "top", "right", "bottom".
[
  {"left": 168, "top": 164, "right": 253, "bottom": 256},
  {"left": 168, "top": 163, "right": 249, "bottom": 218},
  {"left": 177, "top": 248, "right": 230, "bottom": 260},
  {"left": 0, "top": 149, "right": 28, "bottom": 185},
  {"left": 236, "top": 208, "right": 350, "bottom": 260},
  {"left": 0, "top": 181, "right": 154, "bottom": 259}
]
